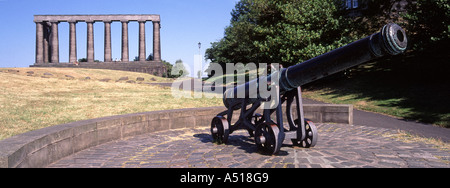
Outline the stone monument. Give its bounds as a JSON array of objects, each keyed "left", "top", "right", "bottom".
[{"left": 31, "top": 14, "right": 166, "bottom": 76}]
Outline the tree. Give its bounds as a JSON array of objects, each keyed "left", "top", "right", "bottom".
[
  {"left": 78, "top": 58, "right": 101, "bottom": 63},
  {"left": 205, "top": 0, "right": 355, "bottom": 67},
  {"left": 147, "top": 53, "right": 154, "bottom": 61},
  {"left": 349, "top": 0, "right": 414, "bottom": 35},
  {"left": 171, "top": 59, "right": 190, "bottom": 78},
  {"left": 342, "top": 0, "right": 449, "bottom": 54},
  {"left": 161, "top": 60, "right": 172, "bottom": 78},
  {"left": 403, "top": 0, "right": 450, "bottom": 53}
]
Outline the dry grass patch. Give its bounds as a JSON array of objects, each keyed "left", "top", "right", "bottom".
[
  {"left": 383, "top": 130, "right": 450, "bottom": 152},
  {"left": 0, "top": 68, "right": 222, "bottom": 140}
]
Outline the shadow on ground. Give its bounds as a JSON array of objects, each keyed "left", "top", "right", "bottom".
[
  {"left": 304, "top": 54, "right": 450, "bottom": 128},
  {"left": 194, "top": 133, "right": 291, "bottom": 156}
]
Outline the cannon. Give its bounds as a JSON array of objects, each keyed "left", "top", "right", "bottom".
[{"left": 211, "top": 23, "right": 408, "bottom": 154}]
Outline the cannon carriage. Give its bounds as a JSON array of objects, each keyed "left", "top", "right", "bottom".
[{"left": 211, "top": 23, "right": 408, "bottom": 155}]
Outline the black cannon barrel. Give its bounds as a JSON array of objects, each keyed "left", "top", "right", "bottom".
[
  {"left": 279, "top": 23, "right": 407, "bottom": 92},
  {"left": 224, "top": 23, "right": 408, "bottom": 109}
]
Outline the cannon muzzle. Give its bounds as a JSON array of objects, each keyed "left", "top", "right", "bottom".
[{"left": 224, "top": 23, "right": 407, "bottom": 109}]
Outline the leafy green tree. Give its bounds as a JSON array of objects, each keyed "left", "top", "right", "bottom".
[
  {"left": 206, "top": 0, "right": 355, "bottom": 67},
  {"left": 161, "top": 60, "right": 172, "bottom": 78},
  {"left": 403, "top": 0, "right": 450, "bottom": 53}
]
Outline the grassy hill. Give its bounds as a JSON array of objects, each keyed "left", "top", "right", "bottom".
[{"left": 0, "top": 68, "right": 222, "bottom": 140}]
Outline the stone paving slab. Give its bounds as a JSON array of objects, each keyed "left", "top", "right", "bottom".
[{"left": 48, "top": 124, "right": 450, "bottom": 168}]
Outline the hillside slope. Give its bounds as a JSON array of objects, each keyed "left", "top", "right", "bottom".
[{"left": 0, "top": 68, "right": 222, "bottom": 140}]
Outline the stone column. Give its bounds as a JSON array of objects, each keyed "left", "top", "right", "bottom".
[
  {"left": 87, "top": 21, "right": 95, "bottom": 63},
  {"left": 50, "top": 22, "right": 59, "bottom": 63},
  {"left": 35, "top": 22, "right": 44, "bottom": 64},
  {"left": 139, "top": 21, "right": 146, "bottom": 62},
  {"left": 69, "top": 22, "right": 77, "bottom": 63},
  {"left": 104, "top": 21, "right": 112, "bottom": 62},
  {"left": 121, "top": 21, "right": 129, "bottom": 62},
  {"left": 153, "top": 21, "right": 161, "bottom": 61}
]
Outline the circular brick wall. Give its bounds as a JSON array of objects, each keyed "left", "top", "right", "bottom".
[{"left": 0, "top": 104, "right": 352, "bottom": 168}]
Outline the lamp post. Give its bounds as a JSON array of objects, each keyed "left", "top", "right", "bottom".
[{"left": 197, "top": 42, "right": 202, "bottom": 78}]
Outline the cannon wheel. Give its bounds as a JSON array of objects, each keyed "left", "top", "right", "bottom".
[
  {"left": 299, "top": 120, "right": 318, "bottom": 148},
  {"left": 211, "top": 116, "right": 229, "bottom": 144},
  {"left": 255, "top": 122, "right": 281, "bottom": 155},
  {"left": 247, "top": 112, "right": 263, "bottom": 137}
]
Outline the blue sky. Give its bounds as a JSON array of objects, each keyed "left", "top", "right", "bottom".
[{"left": 0, "top": 0, "right": 238, "bottom": 71}]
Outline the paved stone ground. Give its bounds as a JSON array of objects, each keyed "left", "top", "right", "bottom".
[{"left": 48, "top": 124, "right": 449, "bottom": 168}]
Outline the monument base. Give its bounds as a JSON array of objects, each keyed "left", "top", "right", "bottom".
[{"left": 30, "top": 61, "right": 167, "bottom": 76}]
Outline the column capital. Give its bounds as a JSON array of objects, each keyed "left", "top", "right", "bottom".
[{"left": 153, "top": 21, "right": 161, "bottom": 29}]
